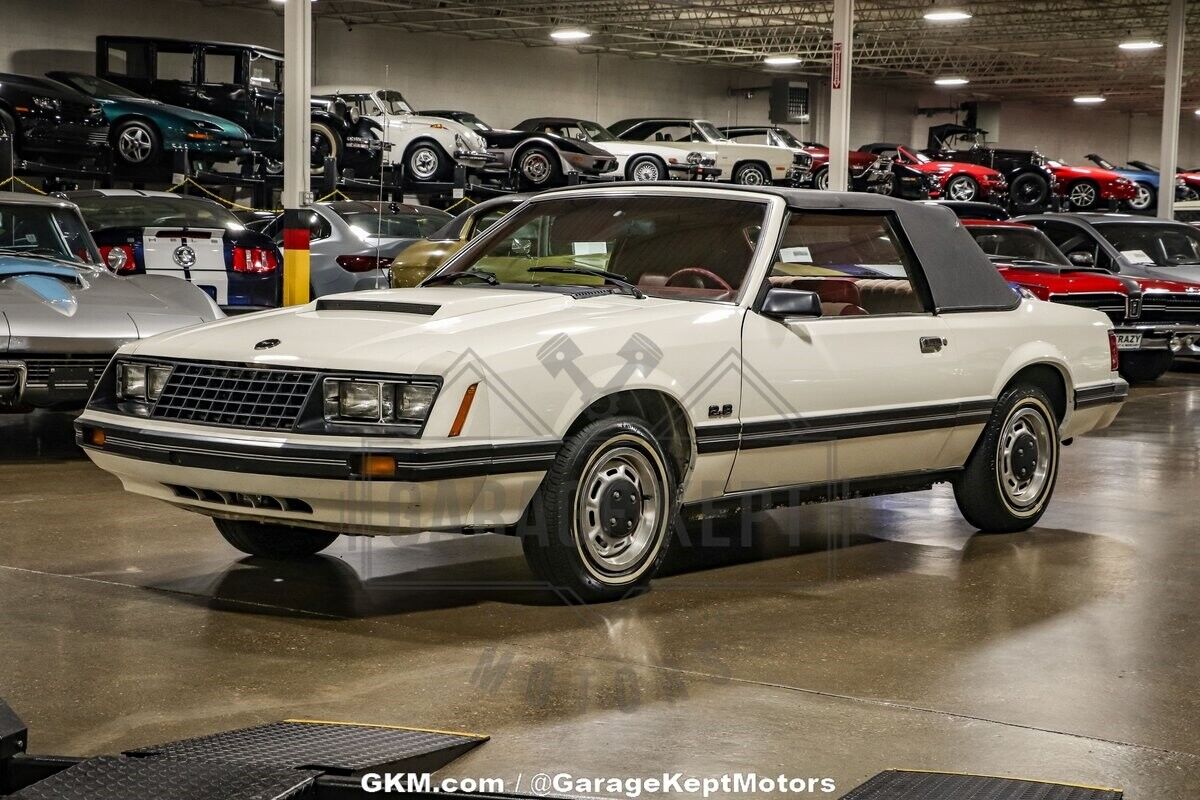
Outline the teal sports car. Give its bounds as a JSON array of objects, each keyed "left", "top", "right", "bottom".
[{"left": 45, "top": 71, "right": 250, "bottom": 169}]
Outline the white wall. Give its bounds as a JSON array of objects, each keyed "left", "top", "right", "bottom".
[{"left": 1, "top": 0, "right": 1195, "bottom": 168}]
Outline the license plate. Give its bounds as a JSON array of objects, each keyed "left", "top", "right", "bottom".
[
  {"left": 1115, "top": 333, "right": 1143, "bottom": 350},
  {"left": 47, "top": 366, "right": 97, "bottom": 389}
]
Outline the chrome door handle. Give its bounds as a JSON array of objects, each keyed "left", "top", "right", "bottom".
[{"left": 920, "top": 336, "right": 947, "bottom": 353}]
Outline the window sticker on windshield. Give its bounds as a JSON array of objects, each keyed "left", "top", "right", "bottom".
[
  {"left": 573, "top": 242, "right": 607, "bottom": 256},
  {"left": 1121, "top": 249, "right": 1154, "bottom": 264},
  {"left": 779, "top": 246, "right": 813, "bottom": 263}
]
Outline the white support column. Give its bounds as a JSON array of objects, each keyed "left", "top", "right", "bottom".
[
  {"left": 827, "top": 0, "right": 854, "bottom": 192},
  {"left": 283, "top": 0, "right": 312, "bottom": 210},
  {"left": 1157, "top": 0, "right": 1185, "bottom": 219}
]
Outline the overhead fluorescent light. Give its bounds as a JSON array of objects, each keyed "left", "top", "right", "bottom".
[
  {"left": 763, "top": 55, "right": 802, "bottom": 66},
  {"left": 1073, "top": 96, "right": 1106, "bottom": 104},
  {"left": 1118, "top": 38, "right": 1163, "bottom": 51},
  {"left": 924, "top": 9, "right": 972, "bottom": 22},
  {"left": 550, "top": 28, "right": 591, "bottom": 41},
  {"left": 934, "top": 77, "right": 969, "bottom": 86}
]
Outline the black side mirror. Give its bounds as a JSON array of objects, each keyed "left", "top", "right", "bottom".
[
  {"left": 761, "top": 287, "right": 822, "bottom": 320},
  {"left": 1068, "top": 251, "right": 1095, "bottom": 267}
]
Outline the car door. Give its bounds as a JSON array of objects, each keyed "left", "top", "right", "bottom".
[{"left": 729, "top": 210, "right": 959, "bottom": 493}]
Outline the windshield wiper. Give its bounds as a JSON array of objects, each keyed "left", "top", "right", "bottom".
[
  {"left": 423, "top": 269, "right": 500, "bottom": 286},
  {"left": 527, "top": 265, "right": 644, "bottom": 298}
]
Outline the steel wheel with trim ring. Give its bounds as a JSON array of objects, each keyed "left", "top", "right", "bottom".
[
  {"left": 812, "top": 167, "right": 829, "bottom": 191},
  {"left": 113, "top": 120, "right": 160, "bottom": 166},
  {"left": 521, "top": 416, "right": 677, "bottom": 603},
  {"left": 1126, "top": 182, "right": 1156, "bottom": 213},
  {"left": 945, "top": 173, "right": 980, "bottom": 201},
  {"left": 626, "top": 154, "right": 665, "bottom": 182},
  {"left": 733, "top": 161, "right": 771, "bottom": 185},
  {"left": 1067, "top": 180, "right": 1100, "bottom": 210},
  {"left": 406, "top": 141, "right": 447, "bottom": 182},
  {"left": 516, "top": 145, "right": 561, "bottom": 189},
  {"left": 953, "top": 384, "right": 1060, "bottom": 532}
]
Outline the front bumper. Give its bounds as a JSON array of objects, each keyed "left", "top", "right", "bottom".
[
  {"left": 1, "top": 354, "right": 114, "bottom": 411},
  {"left": 74, "top": 413, "right": 555, "bottom": 533},
  {"left": 667, "top": 163, "right": 722, "bottom": 181},
  {"left": 451, "top": 147, "right": 493, "bottom": 169}
]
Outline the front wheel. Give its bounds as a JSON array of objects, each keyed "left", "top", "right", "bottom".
[
  {"left": 113, "top": 120, "right": 161, "bottom": 166},
  {"left": 953, "top": 385, "right": 1060, "bottom": 533},
  {"left": 1126, "top": 182, "right": 1156, "bottom": 213},
  {"left": 811, "top": 166, "right": 829, "bottom": 191},
  {"left": 406, "top": 141, "right": 448, "bottom": 182},
  {"left": 945, "top": 174, "right": 980, "bottom": 201},
  {"left": 626, "top": 154, "right": 665, "bottom": 182},
  {"left": 310, "top": 122, "right": 341, "bottom": 170},
  {"left": 732, "top": 161, "right": 771, "bottom": 185},
  {"left": 1067, "top": 180, "right": 1101, "bottom": 211},
  {"left": 521, "top": 416, "right": 677, "bottom": 603},
  {"left": 1119, "top": 350, "right": 1173, "bottom": 383},
  {"left": 214, "top": 518, "right": 339, "bottom": 559}
]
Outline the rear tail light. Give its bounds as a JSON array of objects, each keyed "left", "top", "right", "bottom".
[
  {"left": 98, "top": 244, "right": 136, "bottom": 273},
  {"left": 336, "top": 254, "right": 393, "bottom": 273},
  {"left": 232, "top": 246, "right": 278, "bottom": 273},
  {"left": 1108, "top": 331, "right": 1120, "bottom": 372}
]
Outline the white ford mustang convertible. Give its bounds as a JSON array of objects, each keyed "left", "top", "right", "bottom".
[{"left": 77, "top": 185, "right": 1127, "bottom": 602}]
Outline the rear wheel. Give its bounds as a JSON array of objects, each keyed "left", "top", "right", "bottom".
[
  {"left": 214, "top": 518, "right": 338, "bottom": 559},
  {"left": 1119, "top": 350, "right": 1173, "bottom": 383},
  {"left": 516, "top": 145, "right": 562, "bottom": 189},
  {"left": 520, "top": 416, "right": 677, "bottom": 603},
  {"left": 954, "top": 385, "right": 1060, "bottom": 533},
  {"left": 1009, "top": 172, "right": 1050, "bottom": 212},
  {"left": 733, "top": 161, "right": 771, "bottom": 185}
]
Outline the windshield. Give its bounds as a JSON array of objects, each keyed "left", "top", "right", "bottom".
[
  {"left": 693, "top": 121, "right": 729, "bottom": 143},
  {"left": 1091, "top": 156, "right": 1117, "bottom": 170},
  {"left": 898, "top": 145, "right": 930, "bottom": 164},
  {"left": 377, "top": 90, "right": 413, "bottom": 115},
  {"left": 771, "top": 128, "right": 803, "bottom": 148},
  {"left": 967, "top": 226, "right": 1070, "bottom": 266},
  {"left": 432, "top": 195, "right": 766, "bottom": 302},
  {"left": 336, "top": 207, "right": 452, "bottom": 239},
  {"left": 0, "top": 204, "right": 101, "bottom": 265},
  {"left": 455, "top": 113, "right": 492, "bottom": 132},
  {"left": 577, "top": 120, "right": 617, "bottom": 142},
  {"left": 64, "top": 74, "right": 146, "bottom": 100},
  {"left": 1097, "top": 222, "right": 1200, "bottom": 267},
  {"left": 536, "top": 120, "right": 617, "bottom": 143},
  {"left": 74, "top": 195, "right": 241, "bottom": 231}
]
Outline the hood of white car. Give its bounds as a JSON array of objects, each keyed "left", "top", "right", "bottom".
[
  {"left": 378, "top": 114, "right": 487, "bottom": 148},
  {"left": 124, "top": 286, "right": 723, "bottom": 376}
]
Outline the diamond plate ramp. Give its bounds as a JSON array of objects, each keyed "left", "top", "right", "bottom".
[
  {"left": 840, "top": 770, "right": 1123, "bottom": 800},
  {"left": 8, "top": 756, "right": 319, "bottom": 800},
  {"left": 127, "top": 720, "right": 487, "bottom": 775}
]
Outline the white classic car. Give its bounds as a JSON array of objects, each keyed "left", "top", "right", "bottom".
[
  {"left": 514, "top": 117, "right": 720, "bottom": 182},
  {"left": 609, "top": 117, "right": 806, "bottom": 186},
  {"left": 311, "top": 86, "right": 491, "bottom": 182},
  {"left": 77, "top": 185, "right": 1127, "bottom": 603}
]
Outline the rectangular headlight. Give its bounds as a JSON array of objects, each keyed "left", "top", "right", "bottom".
[
  {"left": 146, "top": 365, "right": 172, "bottom": 401},
  {"left": 323, "top": 378, "right": 437, "bottom": 425},
  {"left": 116, "top": 363, "right": 147, "bottom": 399}
]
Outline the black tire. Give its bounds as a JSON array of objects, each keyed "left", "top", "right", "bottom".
[
  {"left": 732, "top": 161, "right": 771, "bottom": 186},
  {"left": 405, "top": 140, "right": 449, "bottom": 182},
  {"left": 520, "top": 416, "right": 677, "bottom": 603},
  {"left": 310, "top": 122, "right": 341, "bottom": 170},
  {"left": 1126, "top": 182, "right": 1156, "bottom": 213},
  {"left": 625, "top": 154, "right": 666, "bottom": 182},
  {"left": 515, "top": 145, "right": 562, "bottom": 189},
  {"left": 1009, "top": 172, "right": 1050, "bottom": 212},
  {"left": 1119, "top": 350, "right": 1173, "bottom": 383},
  {"left": 811, "top": 166, "right": 829, "bottom": 190},
  {"left": 944, "top": 173, "right": 980, "bottom": 202},
  {"left": 953, "top": 384, "right": 1060, "bottom": 533},
  {"left": 214, "top": 518, "right": 338, "bottom": 559},
  {"left": 1067, "top": 179, "right": 1101, "bottom": 211},
  {"left": 112, "top": 119, "right": 161, "bottom": 166}
]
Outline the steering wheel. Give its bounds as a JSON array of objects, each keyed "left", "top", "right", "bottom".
[{"left": 664, "top": 267, "right": 732, "bottom": 291}]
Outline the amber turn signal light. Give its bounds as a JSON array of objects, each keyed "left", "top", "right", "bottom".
[
  {"left": 360, "top": 454, "right": 396, "bottom": 479},
  {"left": 88, "top": 427, "right": 106, "bottom": 447},
  {"left": 449, "top": 383, "right": 478, "bottom": 438}
]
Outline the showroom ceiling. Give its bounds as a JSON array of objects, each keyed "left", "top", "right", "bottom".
[{"left": 203, "top": 1, "right": 1196, "bottom": 112}]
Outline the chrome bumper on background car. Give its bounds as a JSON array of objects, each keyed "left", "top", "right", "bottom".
[
  {"left": 1, "top": 355, "right": 113, "bottom": 409},
  {"left": 452, "top": 147, "right": 494, "bottom": 168},
  {"left": 1112, "top": 324, "right": 1200, "bottom": 355}
]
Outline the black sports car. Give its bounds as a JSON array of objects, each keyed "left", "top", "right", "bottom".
[
  {"left": 419, "top": 110, "right": 617, "bottom": 189},
  {"left": 0, "top": 72, "right": 109, "bottom": 168}
]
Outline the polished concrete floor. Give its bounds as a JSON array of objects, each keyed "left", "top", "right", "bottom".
[{"left": 1, "top": 370, "right": 1199, "bottom": 798}]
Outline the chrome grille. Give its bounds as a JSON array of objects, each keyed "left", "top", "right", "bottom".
[
  {"left": 1048, "top": 292, "right": 1126, "bottom": 324},
  {"left": 1141, "top": 292, "right": 1200, "bottom": 323},
  {"left": 151, "top": 361, "right": 317, "bottom": 430},
  {"left": 0, "top": 367, "right": 22, "bottom": 393},
  {"left": 23, "top": 356, "right": 113, "bottom": 386}
]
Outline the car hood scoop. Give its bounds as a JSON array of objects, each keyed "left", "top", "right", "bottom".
[
  {"left": 0, "top": 258, "right": 88, "bottom": 317},
  {"left": 314, "top": 298, "right": 440, "bottom": 315}
]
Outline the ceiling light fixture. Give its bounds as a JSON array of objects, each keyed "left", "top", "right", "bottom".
[
  {"left": 923, "top": 2, "right": 972, "bottom": 21},
  {"left": 934, "top": 77, "right": 969, "bottom": 86},
  {"left": 763, "top": 55, "right": 802, "bottom": 66},
  {"left": 1118, "top": 37, "right": 1163, "bottom": 51},
  {"left": 550, "top": 28, "right": 591, "bottom": 41},
  {"left": 1073, "top": 96, "right": 1106, "bottom": 104}
]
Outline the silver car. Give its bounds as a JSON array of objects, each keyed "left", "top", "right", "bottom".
[
  {"left": 253, "top": 201, "right": 451, "bottom": 297},
  {"left": 0, "top": 192, "right": 222, "bottom": 411}
]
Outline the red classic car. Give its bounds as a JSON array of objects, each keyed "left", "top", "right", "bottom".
[
  {"left": 963, "top": 217, "right": 1200, "bottom": 382},
  {"left": 859, "top": 143, "right": 1006, "bottom": 202},
  {"left": 797, "top": 142, "right": 892, "bottom": 192},
  {"left": 1043, "top": 160, "right": 1137, "bottom": 211}
]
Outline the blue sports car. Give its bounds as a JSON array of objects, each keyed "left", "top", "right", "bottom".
[{"left": 1085, "top": 153, "right": 1193, "bottom": 213}]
